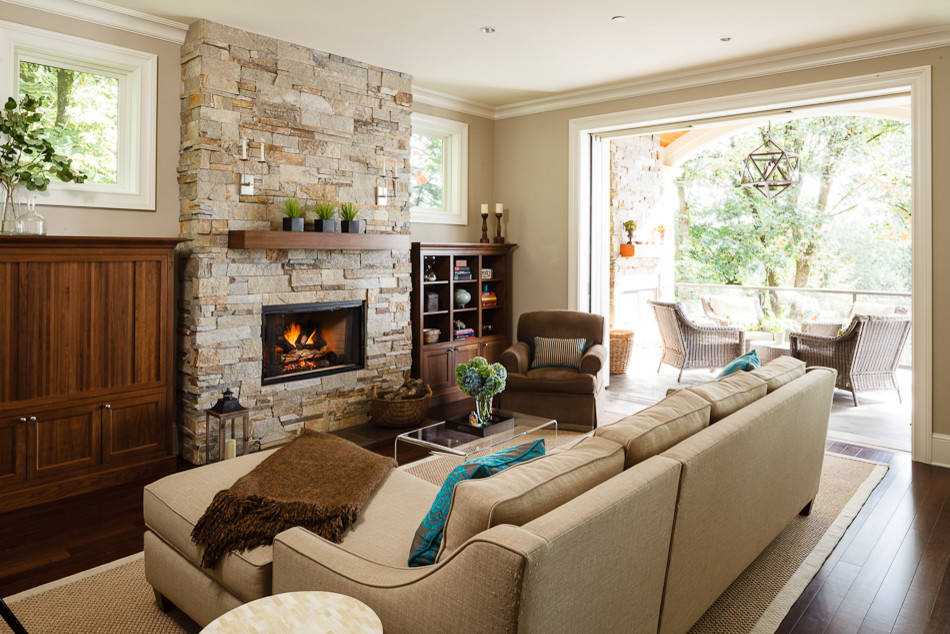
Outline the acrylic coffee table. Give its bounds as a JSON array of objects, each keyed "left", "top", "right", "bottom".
[{"left": 394, "top": 410, "right": 557, "bottom": 465}]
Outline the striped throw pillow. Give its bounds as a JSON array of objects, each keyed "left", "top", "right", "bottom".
[{"left": 531, "top": 337, "right": 587, "bottom": 370}]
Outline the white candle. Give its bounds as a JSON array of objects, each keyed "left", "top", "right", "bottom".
[
  {"left": 225, "top": 438, "right": 236, "bottom": 460},
  {"left": 496, "top": 203, "right": 503, "bottom": 215},
  {"left": 260, "top": 142, "right": 265, "bottom": 161},
  {"left": 481, "top": 203, "right": 488, "bottom": 216},
  {"left": 242, "top": 138, "right": 247, "bottom": 160}
]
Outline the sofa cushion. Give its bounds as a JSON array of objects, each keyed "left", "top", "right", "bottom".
[
  {"left": 506, "top": 367, "right": 600, "bottom": 394},
  {"left": 531, "top": 336, "right": 587, "bottom": 370},
  {"left": 687, "top": 372, "right": 768, "bottom": 423},
  {"left": 437, "top": 436, "right": 624, "bottom": 560},
  {"left": 750, "top": 356, "right": 806, "bottom": 392},
  {"left": 408, "top": 439, "right": 546, "bottom": 567},
  {"left": 595, "top": 390, "right": 711, "bottom": 469},
  {"left": 145, "top": 450, "right": 438, "bottom": 600}
]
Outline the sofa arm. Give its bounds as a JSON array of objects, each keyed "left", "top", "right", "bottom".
[
  {"left": 273, "top": 526, "right": 540, "bottom": 634},
  {"left": 580, "top": 343, "right": 608, "bottom": 376},
  {"left": 500, "top": 341, "right": 530, "bottom": 374}
]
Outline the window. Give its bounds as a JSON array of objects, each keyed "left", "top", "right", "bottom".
[
  {"left": 0, "top": 21, "right": 157, "bottom": 210},
  {"left": 410, "top": 113, "right": 468, "bottom": 225}
]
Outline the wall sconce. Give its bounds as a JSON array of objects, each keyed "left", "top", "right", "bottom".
[{"left": 240, "top": 138, "right": 264, "bottom": 196}]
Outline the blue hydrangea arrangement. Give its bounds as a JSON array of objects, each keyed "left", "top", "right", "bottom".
[{"left": 454, "top": 356, "right": 507, "bottom": 425}]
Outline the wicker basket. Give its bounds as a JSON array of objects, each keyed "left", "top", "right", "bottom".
[
  {"left": 609, "top": 329, "right": 635, "bottom": 374},
  {"left": 371, "top": 383, "right": 432, "bottom": 428}
]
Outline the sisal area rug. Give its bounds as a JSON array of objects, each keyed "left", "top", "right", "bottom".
[{"left": 1, "top": 451, "right": 885, "bottom": 634}]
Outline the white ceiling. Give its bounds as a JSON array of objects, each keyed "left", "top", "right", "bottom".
[{"left": 89, "top": 0, "right": 950, "bottom": 107}]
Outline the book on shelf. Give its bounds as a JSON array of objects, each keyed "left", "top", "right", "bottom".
[
  {"left": 455, "top": 259, "right": 468, "bottom": 267},
  {"left": 455, "top": 327, "right": 476, "bottom": 339}
]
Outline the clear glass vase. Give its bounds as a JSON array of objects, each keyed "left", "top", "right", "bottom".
[
  {"left": 1, "top": 185, "right": 20, "bottom": 234},
  {"left": 15, "top": 195, "right": 45, "bottom": 235},
  {"left": 473, "top": 394, "right": 494, "bottom": 427}
]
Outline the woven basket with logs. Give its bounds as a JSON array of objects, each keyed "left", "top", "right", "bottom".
[{"left": 371, "top": 378, "right": 432, "bottom": 428}]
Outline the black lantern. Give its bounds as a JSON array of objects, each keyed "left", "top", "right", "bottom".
[{"left": 205, "top": 389, "right": 250, "bottom": 463}]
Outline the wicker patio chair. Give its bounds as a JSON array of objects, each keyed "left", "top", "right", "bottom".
[
  {"left": 649, "top": 300, "right": 746, "bottom": 382},
  {"left": 789, "top": 314, "right": 911, "bottom": 406}
]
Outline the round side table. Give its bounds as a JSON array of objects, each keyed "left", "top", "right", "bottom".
[{"left": 201, "top": 591, "right": 382, "bottom": 634}]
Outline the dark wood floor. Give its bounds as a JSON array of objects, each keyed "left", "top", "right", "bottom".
[{"left": 1, "top": 442, "right": 948, "bottom": 633}]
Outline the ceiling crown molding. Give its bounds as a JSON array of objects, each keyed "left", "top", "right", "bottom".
[
  {"left": 3, "top": 0, "right": 189, "bottom": 44},
  {"left": 493, "top": 25, "right": 950, "bottom": 120},
  {"left": 412, "top": 87, "right": 495, "bottom": 120}
]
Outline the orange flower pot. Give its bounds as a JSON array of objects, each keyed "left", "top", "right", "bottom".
[{"left": 620, "top": 243, "right": 636, "bottom": 257}]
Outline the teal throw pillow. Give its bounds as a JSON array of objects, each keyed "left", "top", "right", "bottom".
[
  {"left": 719, "top": 349, "right": 761, "bottom": 378},
  {"left": 531, "top": 337, "right": 587, "bottom": 370},
  {"left": 408, "top": 439, "right": 545, "bottom": 567}
]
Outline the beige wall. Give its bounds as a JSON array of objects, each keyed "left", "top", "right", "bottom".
[
  {"left": 494, "top": 46, "right": 950, "bottom": 433},
  {"left": 1, "top": 2, "right": 181, "bottom": 237},
  {"left": 409, "top": 102, "right": 494, "bottom": 244}
]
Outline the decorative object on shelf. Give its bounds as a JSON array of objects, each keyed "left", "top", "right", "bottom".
[
  {"left": 620, "top": 219, "right": 637, "bottom": 257},
  {"left": 1, "top": 95, "right": 87, "bottom": 234},
  {"left": 453, "top": 257, "right": 473, "bottom": 280},
  {"left": 423, "top": 327, "right": 440, "bottom": 344},
  {"left": 480, "top": 203, "right": 490, "bottom": 243},
  {"left": 424, "top": 255, "right": 437, "bottom": 281},
  {"left": 740, "top": 123, "right": 800, "bottom": 200},
  {"left": 339, "top": 202, "right": 362, "bottom": 233},
  {"left": 283, "top": 197, "right": 304, "bottom": 231},
  {"left": 425, "top": 292, "right": 439, "bottom": 312},
  {"left": 14, "top": 193, "right": 44, "bottom": 235},
  {"left": 371, "top": 378, "right": 432, "bottom": 428},
  {"left": 312, "top": 200, "right": 337, "bottom": 232},
  {"left": 656, "top": 224, "right": 666, "bottom": 243},
  {"left": 454, "top": 356, "right": 508, "bottom": 427},
  {"left": 454, "top": 287, "right": 471, "bottom": 308},
  {"left": 493, "top": 203, "right": 505, "bottom": 243},
  {"left": 481, "top": 267, "right": 493, "bottom": 280},
  {"left": 205, "top": 388, "right": 250, "bottom": 463}
]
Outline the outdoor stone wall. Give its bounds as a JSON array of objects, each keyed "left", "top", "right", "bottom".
[
  {"left": 178, "top": 20, "right": 413, "bottom": 464},
  {"left": 609, "top": 135, "right": 672, "bottom": 329}
]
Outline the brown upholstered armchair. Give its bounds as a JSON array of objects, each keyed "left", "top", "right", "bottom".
[{"left": 498, "top": 310, "right": 607, "bottom": 432}]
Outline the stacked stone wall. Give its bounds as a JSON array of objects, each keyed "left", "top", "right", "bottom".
[{"left": 178, "top": 20, "right": 412, "bottom": 463}]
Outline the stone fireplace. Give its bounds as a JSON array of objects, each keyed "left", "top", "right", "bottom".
[{"left": 177, "top": 20, "right": 413, "bottom": 464}]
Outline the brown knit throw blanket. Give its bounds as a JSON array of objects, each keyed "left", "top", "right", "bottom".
[{"left": 191, "top": 429, "right": 394, "bottom": 569}]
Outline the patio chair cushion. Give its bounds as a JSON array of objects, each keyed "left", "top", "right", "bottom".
[
  {"left": 437, "top": 437, "right": 624, "bottom": 560},
  {"left": 850, "top": 302, "right": 902, "bottom": 317},
  {"left": 709, "top": 296, "right": 761, "bottom": 327},
  {"left": 595, "top": 390, "right": 711, "bottom": 468},
  {"left": 750, "top": 356, "right": 806, "bottom": 393},
  {"left": 507, "top": 367, "right": 601, "bottom": 394},
  {"left": 687, "top": 372, "right": 768, "bottom": 423}
]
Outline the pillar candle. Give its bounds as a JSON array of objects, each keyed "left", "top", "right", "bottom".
[
  {"left": 496, "top": 203, "right": 504, "bottom": 215},
  {"left": 242, "top": 138, "right": 248, "bottom": 160},
  {"left": 260, "top": 142, "right": 265, "bottom": 161},
  {"left": 225, "top": 438, "right": 236, "bottom": 460},
  {"left": 481, "top": 203, "right": 489, "bottom": 216}
]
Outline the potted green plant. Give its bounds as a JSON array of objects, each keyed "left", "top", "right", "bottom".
[
  {"left": 312, "top": 200, "right": 337, "bottom": 232},
  {"left": 656, "top": 224, "right": 666, "bottom": 243},
  {"left": 1, "top": 95, "right": 87, "bottom": 234},
  {"left": 620, "top": 219, "right": 637, "bottom": 257},
  {"left": 283, "top": 197, "right": 304, "bottom": 232},
  {"left": 454, "top": 356, "right": 507, "bottom": 427},
  {"left": 338, "top": 202, "right": 361, "bottom": 233}
]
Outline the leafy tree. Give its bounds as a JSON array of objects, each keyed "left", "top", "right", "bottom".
[
  {"left": 677, "top": 116, "right": 911, "bottom": 314},
  {"left": 410, "top": 133, "right": 444, "bottom": 208}
]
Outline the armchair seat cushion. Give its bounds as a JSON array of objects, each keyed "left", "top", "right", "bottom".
[{"left": 507, "top": 367, "right": 602, "bottom": 395}]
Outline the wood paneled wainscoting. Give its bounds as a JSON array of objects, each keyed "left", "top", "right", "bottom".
[{"left": 0, "top": 236, "right": 181, "bottom": 512}]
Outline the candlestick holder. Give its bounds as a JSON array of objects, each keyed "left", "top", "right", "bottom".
[
  {"left": 480, "top": 214, "right": 490, "bottom": 243},
  {"left": 493, "top": 210, "right": 504, "bottom": 243}
]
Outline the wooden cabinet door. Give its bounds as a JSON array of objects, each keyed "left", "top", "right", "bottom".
[
  {"left": 453, "top": 341, "right": 482, "bottom": 370},
  {"left": 479, "top": 338, "right": 508, "bottom": 365},
  {"left": 101, "top": 392, "right": 167, "bottom": 465},
  {"left": 28, "top": 404, "right": 101, "bottom": 481},
  {"left": 421, "top": 345, "right": 455, "bottom": 394},
  {"left": 0, "top": 416, "right": 26, "bottom": 490},
  {"left": 0, "top": 263, "right": 16, "bottom": 403}
]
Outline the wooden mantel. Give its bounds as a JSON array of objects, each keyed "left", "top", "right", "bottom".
[{"left": 228, "top": 231, "right": 410, "bottom": 250}]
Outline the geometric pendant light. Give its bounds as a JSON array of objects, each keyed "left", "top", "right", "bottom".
[{"left": 740, "top": 125, "right": 801, "bottom": 200}]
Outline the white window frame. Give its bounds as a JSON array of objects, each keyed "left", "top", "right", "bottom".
[
  {"left": 410, "top": 113, "right": 468, "bottom": 225},
  {"left": 0, "top": 20, "right": 157, "bottom": 210}
]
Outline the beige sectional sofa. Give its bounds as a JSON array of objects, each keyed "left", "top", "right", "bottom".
[{"left": 143, "top": 357, "right": 835, "bottom": 633}]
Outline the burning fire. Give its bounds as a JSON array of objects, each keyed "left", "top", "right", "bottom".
[{"left": 281, "top": 323, "right": 324, "bottom": 349}]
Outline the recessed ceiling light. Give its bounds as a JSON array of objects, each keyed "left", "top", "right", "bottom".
[
  {"left": 611, "top": 16, "right": 626, "bottom": 22},
  {"left": 480, "top": 26, "right": 496, "bottom": 34},
  {"left": 720, "top": 36, "right": 732, "bottom": 42}
]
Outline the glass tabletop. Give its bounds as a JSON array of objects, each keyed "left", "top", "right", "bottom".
[{"left": 395, "top": 410, "right": 557, "bottom": 464}]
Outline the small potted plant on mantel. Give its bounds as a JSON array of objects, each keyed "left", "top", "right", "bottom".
[
  {"left": 338, "top": 202, "right": 362, "bottom": 233},
  {"left": 620, "top": 220, "right": 637, "bottom": 257},
  {"left": 283, "top": 197, "right": 304, "bottom": 232},
  {"left": 312, "top": 200, "right": 337, "bottom": 232}
]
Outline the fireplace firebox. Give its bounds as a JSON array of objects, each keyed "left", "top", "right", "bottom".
[{"left": 261, "top": 301, "right": 365, "bottom": 385}]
